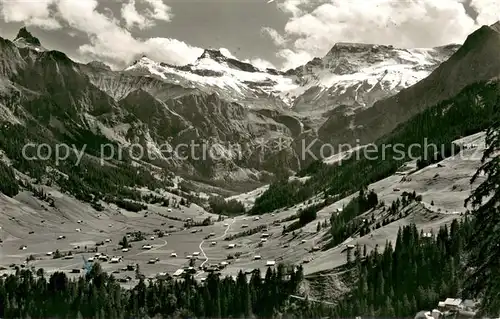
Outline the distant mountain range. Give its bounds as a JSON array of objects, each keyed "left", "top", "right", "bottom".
[{"left": 0, "top": 23, "right": 499, "bottom": 194}]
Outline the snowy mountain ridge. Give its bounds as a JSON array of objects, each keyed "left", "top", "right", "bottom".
[
  {"left": 288, "top": 43, "right": 460, "bottom": 124},
  {"left": 123, "top": 43, "right": 459, "bottom": 118},
  {"left": 124, "top": 53, "right": 296, "bottom": 103},
  {"left": 1, "top": 25, "right": 487, "bottom": 189}
]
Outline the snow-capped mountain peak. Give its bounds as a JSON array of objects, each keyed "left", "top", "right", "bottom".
[
  {"left": 191, "top": 48, "right": 266, "bottom": 75},
  {"left": 309, "top": 42, "right": 459, "bottom": 75},
  {"left": 121, "top": 41, "right": 457, "bottom": 117},
  {"left": 124, "top": 56, "right": 170, "bottom": 78},
  {"left": 288, "top": 42, "right": 460, "bottom": 121},
  {"left": 128, "top": 55, "right": 157, "bottom": 68},
  {"left": 122, "top": 49, "right": 296, "bottom": 103},
  {"left": 196, "top": 49, "right": 229, "bottom": 62}
]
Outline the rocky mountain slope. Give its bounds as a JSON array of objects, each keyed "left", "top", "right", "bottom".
[
  {"left": 0, "top": 24, "right": 479, "bottom": 198},
  {"left": 0, "top": 24, "right": 498, "bottom": 319},
  {"left": 318, "top": 21, "right": 500, "bottom": 149},
  {"left": 288, "top": 42, "right": 459, "bottom": 127}
]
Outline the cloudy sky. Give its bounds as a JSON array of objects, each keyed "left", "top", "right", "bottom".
[{"left": 0, "top": 0, "right": 499, "bottom": 70}]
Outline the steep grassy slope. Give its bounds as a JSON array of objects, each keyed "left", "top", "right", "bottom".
[{"left": 252, "top": 80, "right": 500, "bottom": 214}]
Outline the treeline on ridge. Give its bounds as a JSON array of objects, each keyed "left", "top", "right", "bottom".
[
  {"left": 290, "top": 219, "right": 471, "bottom": 318},
  {"left": 208, "top": 196, "right": 245, "bottom": 216},
  {"left": 0, "top": 219, "right": 474, "bottom": 318},
  {"left": 0, "top": 263, "right": 304, "bottom": 319},
  {"left": 252, "top": 81, "right": 499, "bottom": 215},
  {"left": 0, "top": 122, "right": 166, "bottom": 205}
]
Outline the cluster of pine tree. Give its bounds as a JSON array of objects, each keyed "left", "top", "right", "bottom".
[
  {"left": 339, "top": 220, "right": 468, "bottom": 316},
  {"left": 369, "top": 191, "right": 423, "bottom": 233},
  {"left": 208, "top": 197, "right": 245, "bottom": 216},
  {"left": 0, "top": 263, "right": 303, "bottom": 319},
  {"left": 283, "top": 200, "right": 325, "bottom": 233},
  {"left": 111, "top": 198, "right": 147, "bottom": 212},
  {"left": 184, "top": 216, "right": 213, "bottom": 228},
  {"left": 253, "top": 81, "right": 499, "bottom": 215},
  {"left": 0, "top": 160, "right": 19, "bottom": 197},
  {"left": 0, "top": 122, "right": 164, "bottom": 203},
  {"left": 282, "top": 219, "right": 472, "bottom": 318},
  {"left": 251, "top": 179, "right": 313, "bottom": 215},
  {"left": 461, "top": 99, "right": 500, "bottom": 315},
  {"left": 0, "top": 219, "right": 474, "bottom": 319},
  {"left": 328, "top": 187, "right": 379, "bottom": 247}
]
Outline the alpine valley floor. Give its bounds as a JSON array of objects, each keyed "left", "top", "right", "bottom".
[{"left": 0, "top": 132, "right": 485, "bottom": 296}]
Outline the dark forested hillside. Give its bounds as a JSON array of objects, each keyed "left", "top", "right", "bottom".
[
  {"left": 0, "top": 122, "right": 164, "bottom": 203},
  {"left": 334, "top": 219, "right": 469, "bottom": 317},
  {"left": 0, "top": 263, "right": 303, "bottom": 319},
  {"left": 252, "top": 81, "right": 500, "bottom": 214},
  {"left": 461, "top": 114, "right": 500, "bottom": 315},
  {"left": 0, "top": 23, "right": 497, "bottom": 319},
  {"left": 0, "top": 220, "right": 472, "bottom": 318},
  {"left": 283, "top": 219, "right": 472, "bottom": 318}
]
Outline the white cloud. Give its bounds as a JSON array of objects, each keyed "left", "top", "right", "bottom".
[
  {"left": 247, "top": 58, "right": 276, "bottom": 70},
  {"left": 121, "top": 0, "right": 153, "bottom": 30},
  {"left": 276, "top": 0, "right": 314, "bottom": 17},
  {"left": 277, "top": 49, "right": 311, "bottom": 70},
  {"left": 215, "top": 48, "right": 276, "bottom": 70},
  {"left": 57, "top": 0, "right": 141, "bottom": 64},
  {"left": 0, "top": 0, "right": 60, "bottom": 29},
  {"left": 270, "top": 0, "right": 500, "bottom": 70},
  {"left": 214, "top": 48, "right": 276, "bottom": 70},
  {"left": 142, "top": 38, "right": 203, "bottom": 66},
  {"left": 143, "top": 0, "right": 172, "bottom": 22},
  {"left": 261, "top": 27, "right": 286, "bottom": 46},
  {"left": 470, "top": 0, "right": 500, "bottom": 25},
  {"left": 219, "top": 48, "right": 237, "bottom": 59},
  {"left": 0, "top": 0, "right": 198, "bottom": 68},
  {"left": 121, "top": 0, "right": 172, "bottom": 30}
]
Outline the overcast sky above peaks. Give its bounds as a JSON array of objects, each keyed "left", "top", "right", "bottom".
[{"left": 0, "top": 0, "right": 499, "bottom": 71}]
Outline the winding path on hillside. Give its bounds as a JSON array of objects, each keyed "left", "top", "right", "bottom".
[{"left": 195, "top": 217, "right": 237, "bottom": 277}]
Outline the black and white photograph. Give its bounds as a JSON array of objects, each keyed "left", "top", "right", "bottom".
[{"left": 0, "top": 0, "right": 498, "bottom": 318}]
